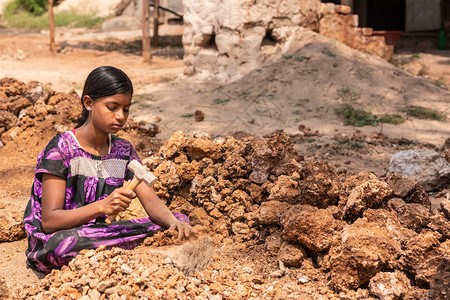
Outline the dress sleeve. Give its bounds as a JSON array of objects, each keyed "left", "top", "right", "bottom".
[{"left": 35, "top": 136, "right": 68, "bottom": 182}]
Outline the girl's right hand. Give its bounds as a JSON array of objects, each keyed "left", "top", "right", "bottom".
[{"left": 99, "top": 188, "right": 135, "bottom": 215}]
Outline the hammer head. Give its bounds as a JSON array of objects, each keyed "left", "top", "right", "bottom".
[{"left": 128, "top": 160, "right": 157, "bottom": 186}]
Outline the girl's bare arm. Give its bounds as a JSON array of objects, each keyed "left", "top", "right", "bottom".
[
  {"left": 135, "top": 182, "right": 193, "bottom": 238},
  {"left": 41, "top": 173, "right": 133, "bottom": 234}
]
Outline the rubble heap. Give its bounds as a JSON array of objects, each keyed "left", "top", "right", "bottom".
[
  {"left": 0, "top": 77, "right": 159, "bottom": 148},
  {"left": 9, "top": 129, "right": 450, "bottom": 299},
  {"left": 142, "top": 130, "right": 448, "bottom": 297}
]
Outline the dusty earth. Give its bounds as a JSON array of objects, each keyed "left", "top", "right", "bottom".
[{"left": 0, "top": 24, "right": 449, "bottom": 299}]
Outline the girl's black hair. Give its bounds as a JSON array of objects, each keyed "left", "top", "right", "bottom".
[{"left": 75, "top": 66, "right": 133, "bottom": 128}]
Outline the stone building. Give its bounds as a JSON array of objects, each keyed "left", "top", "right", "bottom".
[{"left": 181, "top": 0, "right": 392, "bottom": 82}]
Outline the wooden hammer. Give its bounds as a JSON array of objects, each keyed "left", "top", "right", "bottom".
[{"left": 105, "top": 159, "right": 157, "bottom": 224}]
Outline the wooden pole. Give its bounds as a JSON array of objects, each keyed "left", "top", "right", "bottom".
[
  {"left": 48, "top": 0, "right": 56, "bottom": 55},
  {"left": 153, "top": 0, "right": 159, "bottom": 47},
  {"left": 142, "top": 0, "right": 151, "bottom": 62}
]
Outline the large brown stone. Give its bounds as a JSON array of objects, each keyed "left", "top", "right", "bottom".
[
  {"left": 385, "top": 173, "right": 418, "bottom": 198},
  {"left": 387, "top": 198, "right": 430, "bottom": 231},
  {"left": 281, "top": 204, "right": 343, "bottom": 252},
  {"left": 0, "top": 110, "right": 18, "bottom": 131},
  {"left": 267, "top": 174, "right": 300, "bottom": 203},
  {"left": 0, "top": 77, "right": 26, "bottom": 97},
  {"left": 7, "top": 95, "right": 32, "bottom": 115},
  {"left": 427, "top": 213, "right": 450, "bottom": 240},
  {"left": 399, "top": 231, "right": 444, "bottom": 287},
  {"left": 363, "top": 209, "right": 416, "bottom": 246},
  {"left": 158, "top": 130, "right": 187, "bottom": 159},
  {"left": 424, "top": 257, "right": 450, "bottom": 300},
  {"left": 340, "top": 171, "right": 378, "bottom": 195},
  {"left": 0, "top": 208, "right": 26, "bottom": 242},
  {"left": 339, "top": 172, "right": 392, "bottom": 220},
  {"left": 24, "top": 81, "right": 51, "bottom": 104},
  {"left": 368, "top": 271, "right": 411, "bottom": 300},
  {"left": 53, "top": 98, "right": 82, "bottom": 123},
  {"left": 223, "top": 152, "right": 249, "bottom": 179},
  {"left": 404, "top": 186, "right": 431, "bottom": 209},
  {"left": 153, "top": 161, "right": 181, "bottom": 190},
  {"left": 188, "top": 207, "right": 212, "bottom": 228},
  {"left": 248, "top": 133, "right": 300, "bottom": 184},
  {"left": 185, "top": 138, "right": 223, "bottom": 162},
  {"left": 328, "top": 218, "right": 403, "bottom": 292},
  {"left": 277, "top": 242, "right": 307, "bottom": 267},
  {"left": 176, "top": 161, "right": 199, "bottom": 182},
  {"left": 298, "top": 160, "right": 341, "bottom": 208},
  {"left": 258, "top": 200, "right": 292, "bottom": 226}
]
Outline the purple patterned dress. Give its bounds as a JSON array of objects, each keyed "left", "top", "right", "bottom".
[{"left": 23, "top": 131, "right": 188, "bottom": 274}]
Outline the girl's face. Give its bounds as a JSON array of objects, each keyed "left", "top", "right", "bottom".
[{"left": 87, "top": 92, "right": 132, "bottom": 134}]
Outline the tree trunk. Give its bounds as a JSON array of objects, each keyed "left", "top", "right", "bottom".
[
  {"left": 142, "top": 0, "right": 151, "bottom": 62},
  {"left": 153, "top": 0, "right": 159, "bottom": 47},
  {"left": 48, "top": 0, "right": 56, "bottom": 55}
]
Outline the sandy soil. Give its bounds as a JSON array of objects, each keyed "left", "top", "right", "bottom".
[{"left": 0, "top": 25, "right": 449, "bottom": 294}]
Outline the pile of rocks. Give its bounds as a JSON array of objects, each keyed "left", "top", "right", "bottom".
[
  {"left": 19, "top": 230, "right": 216, "bottom": 299},
  {"left": 141, "top": 130, "right": 449, "bottom": 297},
  {"left": 7, "top": 129, "right": 449, "bottom": 299},
  {"left": 140, "top": 131, "right": 300, "bottom": 244},
  {"left": 19, "top": 246, "right": 191, "bottom": 299},
  {"left": 0, "top": 77, "right": 79, "bottom": 146},
  {"left": 0, "top": 77, "right": 159, "bottom": 148}
]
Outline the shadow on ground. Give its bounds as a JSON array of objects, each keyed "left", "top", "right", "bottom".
[{"left": 59, "top": 35, "right": 183, "bottom": 58}]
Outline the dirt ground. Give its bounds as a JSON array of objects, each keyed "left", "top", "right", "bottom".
[{"left": 0, "top": 25, "right": 449, "bottom": 297}]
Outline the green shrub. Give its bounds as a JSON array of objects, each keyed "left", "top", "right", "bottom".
[
  {"left": 406, "top": 106, "right": 447, "bottom": 121},
  {"left": 335, "top": 104, "right": 409, "bottom": 127},
  {"left": 19, "top": 0, "right": 47, "bottom": 15},
  {"left": 335, "top": 104, "right": 378, "bottom": 127},
  {"left": 3, "top": 2, "right": 104, "bottom": 30},
  {"left": 378, "top": 114, "right": 405, "bottom": 125},
  {"left": 4, "top": 0, "right": 61, "bottom": 15}
]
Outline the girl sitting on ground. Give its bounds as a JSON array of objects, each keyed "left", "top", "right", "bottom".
[{"left": 23, "top": 66, "right": 193, "bottom": 274}]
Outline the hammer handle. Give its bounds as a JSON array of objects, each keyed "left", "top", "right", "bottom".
[{"left": 105, "top": 176, "right": 142, "bottom": 224}]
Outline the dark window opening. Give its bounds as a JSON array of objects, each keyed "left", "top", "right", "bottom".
[
  {"left": 354, "top": 0, "right": 405, "bottom": 31},
  {"left": 321, "top": 0, "right": 341, "bottom": 4}
]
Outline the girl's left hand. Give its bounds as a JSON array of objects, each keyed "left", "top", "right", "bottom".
[{"left": 169, "top": 221, "right": 195, "bottom": 239}]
